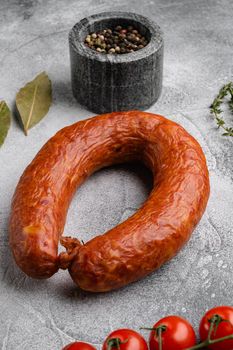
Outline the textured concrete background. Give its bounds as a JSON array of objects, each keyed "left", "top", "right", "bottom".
[{"left": 0, "top": 0, "right": 233, "bottom": 349}]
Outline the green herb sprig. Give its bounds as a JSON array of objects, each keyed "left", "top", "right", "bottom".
[{"left": 210, "top": 82, "right": 233, "bottom": 136}]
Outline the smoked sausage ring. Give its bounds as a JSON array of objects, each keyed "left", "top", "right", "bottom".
[{"left": 9, "top": 111, "right": 210, "bottom": 292}]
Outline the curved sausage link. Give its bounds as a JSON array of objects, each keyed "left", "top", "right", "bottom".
[{"left": 9, "top": 111, "right": 210, "bottom": 291}]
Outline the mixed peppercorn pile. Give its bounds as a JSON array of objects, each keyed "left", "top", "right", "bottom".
[{"left": 84, "top": 25, "right": 148, "bottom": 54}]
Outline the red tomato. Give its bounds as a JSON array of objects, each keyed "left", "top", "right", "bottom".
[
  {"left": 102, "top": 329, "right": 148, "bottom": 350},
  {"left": 62, "top": 342, "right": 97, "bottom": 350},
  {"left": 199, "top": 306, "right": 233, "bottom": 350},
  {"left": 149, "top": 315, "right": 196, "bottom": 350}
]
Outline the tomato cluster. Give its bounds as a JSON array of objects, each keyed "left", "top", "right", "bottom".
[{"left": 62, "top": 306, "right": 233, "bottom": 350}]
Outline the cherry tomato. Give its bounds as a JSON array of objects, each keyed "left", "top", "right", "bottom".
[
  {"left": 148, "top": 315, "right": 196, "bottom": 350},
  {"left": 199, "top": 306, "right": 233, "bottom": 350},
  {"left": 62, "top": 342, "right": 97, "bottom": 350},
  {"left": 102, "top": 329, "right": 148, "bottom": 350}
]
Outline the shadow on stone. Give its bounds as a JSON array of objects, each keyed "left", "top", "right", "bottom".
[{"left": 52, "top": 79, "right": 79, "bottom": 107}]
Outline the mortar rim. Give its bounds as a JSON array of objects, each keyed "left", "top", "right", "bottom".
[{"left": 69, "top": 11, "right": 164, "bottom": 64}]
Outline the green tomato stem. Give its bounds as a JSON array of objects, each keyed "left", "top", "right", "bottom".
[
  {"left": 186, "top": 314, "right": 233, "bottom": 350},
  {"left": 142, "top": 314, "right": 233, "bottom": 350},
  {"left": 207, "top": 317, "right": 215, "bottom": 341},
  {"left": 185, "top": 333, "right": 233, "bottom": 350},
  {"left": 106, "top": 337, "right": 128, "bottom": 350},
  {"left": 157, "top": 327, "right": 163, "bottom": 350},
  {"left": 140, "top": 325, "right": 166, "bottom": 350},
  {"left": 206, "top": 314, "right": 223, "bottom": 341}
]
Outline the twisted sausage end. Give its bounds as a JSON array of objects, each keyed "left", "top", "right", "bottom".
[{"left": 58, "top": 236, "right": 82, "bottom": 270}]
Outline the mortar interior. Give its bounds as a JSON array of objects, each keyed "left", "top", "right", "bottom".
[{"left": 80, "top": 17, "right": 152, "bottom": 53}]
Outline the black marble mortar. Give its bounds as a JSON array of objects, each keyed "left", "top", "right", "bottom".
[{"left": 69, "top": 12, "right": 164, "bottom": 114}]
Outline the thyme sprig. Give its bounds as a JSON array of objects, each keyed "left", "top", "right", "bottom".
[{"left": 210, "top": 82, "right": 233, "bottom": 136}]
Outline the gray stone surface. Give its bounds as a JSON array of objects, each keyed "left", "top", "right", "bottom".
[
  {"left": 69, "top": 12, "right": 163, "bottom": 113},
  {"left": 0, "top": 0, "right": 233, "bottom": 349}
]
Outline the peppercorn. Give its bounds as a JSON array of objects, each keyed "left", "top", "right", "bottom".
[
  {"left": 84, "top": 25, "right": 148, "bottom": 54},
  {"left": 109, "top": 48, "right": 115, "bottom": 53}
]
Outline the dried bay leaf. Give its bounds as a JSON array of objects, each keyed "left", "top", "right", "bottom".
[
  {"left": 0, "top": 101, "right": 11, "bottom": 147},
  {"left": 16, "top": 71, "right": 52, "bottom": 135}
]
